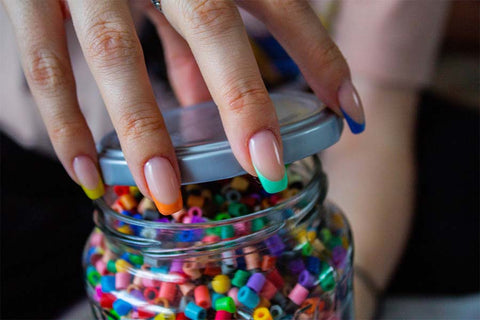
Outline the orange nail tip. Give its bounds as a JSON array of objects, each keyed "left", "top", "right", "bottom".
[{"left": 153, "top": 191, "right": 183, "bottom": 216}]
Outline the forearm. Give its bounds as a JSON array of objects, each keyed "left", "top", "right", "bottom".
[{"left": 322, "top": 78, "right": 418, "bottom": 318}]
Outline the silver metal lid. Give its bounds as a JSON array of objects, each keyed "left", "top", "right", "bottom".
[{"left": 98, "top": 92, "right": 343, "bottom": 185}]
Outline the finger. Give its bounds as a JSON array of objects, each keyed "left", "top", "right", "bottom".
[
  {"left": 68, "top": 0, "right": 181, "bottom": 214},
  {"left": 159, "top": 0, "right": 288, "bottom": 193},
  {"left": 3, "top": 0, "right": 104, "bottom": 199},
  {"left": 237, "top": 0, "right": 366, "bottom": 134},
  {"left": 145, "top": 7, "right": 210, "bottom": 106}
]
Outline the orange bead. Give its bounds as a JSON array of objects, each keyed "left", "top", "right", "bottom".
[
  {"left": 243, "top": 246, "right": 261, "bottom": 270},
  {"left": 119, "top": 194, "right": 138, "bottom": 211},
  {"left": 187, "top": 195, "right": 204, "bottom": 208},
  {"left": 159, "top": 281, "right": 177, "bottom": 303},
  {"left": 230, "top": 176, "right": 249, "bottom": 191}
]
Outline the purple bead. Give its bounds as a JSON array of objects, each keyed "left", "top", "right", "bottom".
[
  {"left": 129, "top": 289, "right": 146, "bottom": 301},
  {"left": 170, "top": 259, "right": 184, "bottom": 273},
  {"left": 288, "top": 259, "right": 305, "bottom": 274},
  {"left": 247, "top": 273, "right": 266, "bottom": 293},
  {"left": 298, "top": 270, "right": 315, "bottom": 288},
  {"left": 265, "top": 235, "right": 286, "bottom": 257},
  {"left": 155, "top": 217, "right": 170, "bottom": 223},
  {"left": 332, "top": 246, "right": 347, "bottom": 268},
  {"left": 191, "top": 216, "right": 206, "bottom": 223}
]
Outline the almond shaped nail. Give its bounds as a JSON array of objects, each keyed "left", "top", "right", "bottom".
[
  {"left": 249, "top": 130, "right": 288, "bottom": 194},
  {"left": 338, "top": 80, "right": 365, "bottom": 134},
  {"left": 144, "top": 157, "right": 183, "bottom": 215},
  {"left": 73, "top": 156, "right": 105, "bottom": 200}
]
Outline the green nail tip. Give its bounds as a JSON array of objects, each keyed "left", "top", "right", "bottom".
[{"left": 254, "top": 166, "right": 288, "bottom": 194}]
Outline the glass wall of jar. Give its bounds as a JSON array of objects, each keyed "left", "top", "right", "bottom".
[{"left": 83, "top": 156, "right": 354, "bottom": 320}]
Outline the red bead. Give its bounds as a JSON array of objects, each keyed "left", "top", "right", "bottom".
[
  {"left": 137, "top": 308, "right": 156, "bottom": 318},
  {"left": 266, "top": 268, "right": 284, "bottom": 289},
  {"left": 114, "top": 185, "right": 130, "bottom": 196},
  {"left": 99, "top": 293, "right": 116, "bottom": 309},
  {"left": 176, "top": 313, "right": 187, "bottom": 320}
]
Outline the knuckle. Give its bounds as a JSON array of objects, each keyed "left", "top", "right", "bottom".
[
  {"left": 118, "top": 107, "right": 165, "bottom": 141},
  {"left": 223, "top": 84, "right": 270, "bottom": 114},
  {"left": 49, "top": 118, "right": 86, "bottom": 143},
  {"left": 268, "top": 0, "right": 309, "bottom": 12},
  {"left": 85, "top": 15, "right": 141, "bottom": 69},
  {"left": 185, "top": 0, "right": 239, "bottom": 36},
  {"left": 26, "top": 48, "right": 72, "bottom": 93},
  {"left": 313, "top": 40, "right": 346, "bottom": 71}
]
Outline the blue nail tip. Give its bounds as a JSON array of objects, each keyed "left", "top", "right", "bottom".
[{"left": 341, "top": 109, "right": 365, "bottom": 134}]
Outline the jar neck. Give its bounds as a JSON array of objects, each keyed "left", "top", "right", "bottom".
[{"left": 94, "top": 156, "right": 327, "bottom": 257}]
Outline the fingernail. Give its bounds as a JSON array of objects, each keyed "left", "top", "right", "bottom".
[
  {"left": 73, "top": 156, "right": 105, "bottom": 200},
  {"left": 338, "top": 80, "right": 365, "bottom": 134},
  {"left": 249, "top": 130, "right": 288, "bottom": 194},
  {"left": 144, "top": 157, "right": 183, "bottom": 215}
]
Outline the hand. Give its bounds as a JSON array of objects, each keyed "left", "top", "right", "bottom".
[{"left": 3, "top": 0, "right": 365, "bottom": 215}]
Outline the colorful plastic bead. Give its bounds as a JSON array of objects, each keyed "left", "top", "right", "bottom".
[
  {"left": 159, "top": 281, "right": 177, "bottom": 303},
  {"left": 215, "top": 296, "right": 236, "bottom": 313},
  {"left": 194, "top": 285, "right": 212, "bottom": 309},
  {"left": 253, "top": 307, "right": 273, "bottom": 320},
  {"left": 247, "top": 273, "right": 266, "bottom": 293},
  {"left": 112, "top": 299, "right": 133, "bottom": 316},
  {"left": 231, "top": 270, "right": 250, "bottom": 288},
  {"left": 212, "top": 274, "right": 231, "bottom": 294},
  {"left": 237, "top": 286, "right": 260, "bottom": 309},
  {"left": 101, "top": 275, "right": 115, "bottom": 293},
  {"left": 288, "top": 283, "right": 309, "bottom": 305},
  {"left": 185, "top": 302, "right": 207, "bottom": 320}
]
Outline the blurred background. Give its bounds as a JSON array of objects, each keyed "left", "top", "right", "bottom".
[{"left": 1, "top": 0, "right": 479, "bottom": 319}]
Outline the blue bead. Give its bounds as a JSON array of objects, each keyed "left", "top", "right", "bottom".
[
  {"left": 120, "top": 253, "right": 130, "bottom": 262},
  {"left": 86, "top": 247, "right": 97, "bottom": 262},
  {"left": 101, "top": 275, "right": 116, "bottom": 293},
  {"left": 151, "top": 266, "right": 169, "bottom": 274},
  {"left": 306, "top": 256, "right": 321, "bottom": 275},
  {"left": 237, "top": 286, "right": 260, "bottom": 309},
  {"left": 185, "top": 302, "right": 206, "bottom": 320},
  {"left": 113, "top": 299, "right": 133, "bottom": 316},
  {"left": 178, "top": 230, "right": 194, "bottom": 242}
]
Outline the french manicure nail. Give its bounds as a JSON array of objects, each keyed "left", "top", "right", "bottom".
[
  {"left": 73, "top": 156, "right": 105, "bottom": 200},
  {"left": 338, "top": 80, "right": 366, "bottom": 134},
  {"left": 144, "top": 157, "right": 183, "bottom": 215},
  {"left": 249, "top": 130, "right": 288, "bottom": 194}
]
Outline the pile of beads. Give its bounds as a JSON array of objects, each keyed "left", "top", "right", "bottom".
[{"left": 84, "top": 170, "right": 352, "bottom": 320}]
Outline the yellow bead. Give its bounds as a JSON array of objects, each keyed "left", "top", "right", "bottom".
[
  {"left": 187, "top": 195, "right": 204, "bottom": 208},
  {"left": 332, "top": 212, "right": 345, "bottom": 229},
  {"left": 154, "top": 311, "right": 175, "bottom": 320},
  {"left": 115, "top": 259, "right": 132, "bottom": 273},
  {"left": 312, "top": 238, "right": 326, "bottom": 253},
  {"left": 230, "top": 176, "right": 249, "bottom": 191},
  {"left": 296, "top": 229, "right": 308, "bottom": 243},
  {"left": 253, "top": 307, "right": 273, "bottom": 320},
  {"left": 211, "top": 274, "right": 231, "bottom": 294},
  {"left": 117, "top": 225, "right": 134, "bottom": 235},
  {"left": 306, "top": 230, "right": 316, "bottom": 242}
]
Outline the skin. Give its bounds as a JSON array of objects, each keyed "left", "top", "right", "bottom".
[{"left": 2, "top": 0, "right": 354, "bottom": 199}]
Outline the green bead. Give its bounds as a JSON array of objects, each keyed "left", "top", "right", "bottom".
[
  {"left": 251, "top": 218, "right": 265, "bottom": 232},
  {"left": 87, "top": 269, "right": 101, "bottom": 286},
  {"left": 228, "top": 202, "right": 248, "bottom": 217},
  {"left": 231, "top": 270, "right": 250, "bottom": 287},
  {"left": 320, "top": 228, "right": 332, "bottom": 243},
  {"left": 221, "top": 225, "right": 235, "bottom": 239},
  {"left": 319, "top": 264, "right": 336, "bottom": 292},
  {"left": 206, "top": 227, "right": 221, "bottom": 236},
  {"left": 107, "top": 260, "right": 117, "bottom": 273},
  {"left": 327, "top": 236, "right": 342, "bottom": 249},
  {"left": 108, "top": 310, "right": 120, "bottom": 320},
  {"left": 214, "top": 212, "right": 231, "bottom": 221},
  {"left": 128, "top": 254, "right": 143, "bottom": 266},
  {"left": 214, "top": 194, "right": 225, "bottom": 205},
  {"left": 215, "top": 296, "right": 236, "bottom": 313},
  {"left": 302, "top": 242, "right": 313, "bottom": 256}
]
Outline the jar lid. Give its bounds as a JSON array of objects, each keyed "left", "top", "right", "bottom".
[{"left": 98, "top": 92, "right": 343, "bottom": 185}]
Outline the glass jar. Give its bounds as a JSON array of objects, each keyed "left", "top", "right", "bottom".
[{"left": 83, "top": 156, "right": 354, "bottom": 320}]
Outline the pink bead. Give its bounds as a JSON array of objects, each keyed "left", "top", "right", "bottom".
[
  {"left": 95, "top": 259, "right": 108, "bottom": 275},
  {"left": 115, "top": 272, "right": 131, "bottom": 290},
  {"left": 215, "top": 310, "right": 233, "bottom": 320},
  {"left": 133, "top": 275, "right": 144, "bottom": 287},
  {"left": 234, "top": 222, "right": 249, "bottom": 235},
  {"left": 194, "top": 285, "right": 211, "bottom": 309},
  {"left": 288, "top": 283, "right": 309, "bottom": 305},
  {"left": 182, "top": 216, "right": 193, "bottom": 224},
  {"left": 202, "top": 235, "right": 221, "bottom": 243},
  {"left": 179, "top": 282, "right": 195, "bottom": 296},
  {"left": 188, "top": 206, "right": 203, "bottom": 217},
  {"left": 228, "top": 287, "right": 239, "bottom": 306},
  {"left": 260, "top": 280, "right": 277, "bottom": 300},
  {"left": 95, "top": 285, "right": 103, "bottom": 299},
  {"left": 90, "top": 232, "right": 104, "bottom": 247},
  {"left": 159, "top": 281, "right": 177, "bottom": 303},
  {"left": 142, "top": 277, "right": 161, "bottom": 288},
  {"left": 243, "top": 246, "right": 261, "bottom": 270},
  {"left": 90, "top": 253, "right": 102, "bottom": 266}
]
